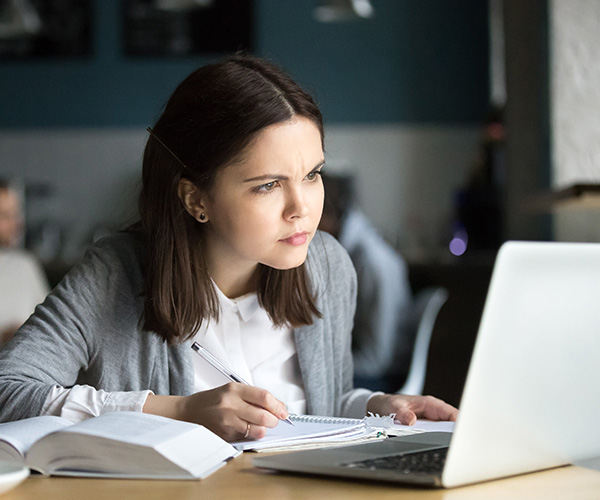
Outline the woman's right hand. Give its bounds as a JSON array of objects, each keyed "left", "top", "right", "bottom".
[{"left": 143, "top": 383, "right": 289, "bottom": 441}]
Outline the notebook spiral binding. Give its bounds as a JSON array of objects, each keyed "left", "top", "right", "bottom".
[
  {"left": 289, "top": 415, "right": 363, "bottom": 425},
  {"left": 289, "top": 413, "right": 397, "bottom": 429}
]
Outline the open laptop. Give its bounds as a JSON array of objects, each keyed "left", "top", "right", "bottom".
[{"left": 253, "top": 241, "right": 600, "bottom": 488}]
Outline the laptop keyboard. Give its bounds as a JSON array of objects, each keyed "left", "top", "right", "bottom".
[{"left": 342, "top": 447, "right": 448, "bottom": 475}]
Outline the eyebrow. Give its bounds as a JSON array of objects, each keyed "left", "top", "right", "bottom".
[{"left": 243, "top": 161, "right": 325, "bottom": 183}]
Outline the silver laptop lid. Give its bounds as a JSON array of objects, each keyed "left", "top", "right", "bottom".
[{"left": 443, "top": 241, "right": 600, "bottom": 487}]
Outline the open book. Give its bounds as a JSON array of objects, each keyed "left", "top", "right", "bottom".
[
  {"left": 0, "top": 412, "right": 240, "bottom": 480},
  {"left": 233, "top": 414, "right": 455, "bottom": 452}
]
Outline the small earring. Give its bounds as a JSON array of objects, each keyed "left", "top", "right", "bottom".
[{"left": 199, "top": 213, "right": 206, "bottom": 222}]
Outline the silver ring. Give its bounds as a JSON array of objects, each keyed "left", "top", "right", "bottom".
[{"left": 244, "top": 423, "right": 251, "bottom": 438}]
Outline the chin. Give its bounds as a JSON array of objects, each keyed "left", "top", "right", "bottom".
[
  {"left": 269, "top": 260, "right": 307, "bottom": 271},
  {"left": 265, "top": 252, "right": 309, "bottom": 271}
]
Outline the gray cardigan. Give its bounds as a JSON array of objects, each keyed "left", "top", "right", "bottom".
[{"left": 0, "top": 230, "right": 364, "bottom": 423}]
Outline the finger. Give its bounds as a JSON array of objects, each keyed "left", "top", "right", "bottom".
[
  {"left": 413, "top": 396, "right": 459, "bottom": 422},
  {"left": 394, "top": 405, "right": 417, "bottom": 426},
  {"left": 240, "top": 400, "right": 281, "bottom": 429},
  {"left": 434, "top": 402, "right": 458, "bottom": 421},
  {"left": 237, "top": 420, "right": 266, "bottom": 440},
  {"left": 432, "top": 402, "right": 459, "bottom": 422},
  {"left": 238, "top": 385, "right": 289, "bottom": 421}
]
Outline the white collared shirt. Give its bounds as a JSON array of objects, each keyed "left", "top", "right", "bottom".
[{"left": 191, "top": 285, "right": 307, "bottom": 415}]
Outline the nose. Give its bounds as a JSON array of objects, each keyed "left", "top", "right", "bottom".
[{"left": 283, "top": 186, "right": 310, "bottom": 220}]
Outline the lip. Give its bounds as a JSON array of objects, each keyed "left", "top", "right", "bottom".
[{"left": 280, "top": 231, "right": 309, "bottom": 246}]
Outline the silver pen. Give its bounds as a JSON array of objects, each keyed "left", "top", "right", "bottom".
[{"left": 191, "top": 342, "right": 295, "bottom": 426}]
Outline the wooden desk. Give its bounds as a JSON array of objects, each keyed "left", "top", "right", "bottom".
[{"left": 5, "top": 453, "right": 600, "bottom": 500}]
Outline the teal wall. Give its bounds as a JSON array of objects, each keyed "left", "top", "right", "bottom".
[{"left": 0, "top": 0, "right": 488, "bottom": 128}]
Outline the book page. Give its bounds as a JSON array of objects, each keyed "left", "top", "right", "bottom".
[
  {"left": 58, "top": 412, "right": 205, "bottom": 447},
  {"left": 0, "top": 416, "right": 72, "bottom": 460}
]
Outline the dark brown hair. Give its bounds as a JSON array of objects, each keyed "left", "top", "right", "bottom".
[{"left": 139, "top": 54, "right": 323, "bottom": 343}]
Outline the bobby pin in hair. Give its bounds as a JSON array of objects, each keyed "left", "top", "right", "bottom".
[{"left": 146, "top": 127, "right": 188, "bottom": 170}]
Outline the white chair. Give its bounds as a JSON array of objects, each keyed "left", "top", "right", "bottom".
[{"left": 397, "top": 287, "right": 448, "bottom": 396}]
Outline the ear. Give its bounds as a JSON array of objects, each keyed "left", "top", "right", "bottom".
[{"left": 177, "top": 179, "right": 209, "bottom": 223}]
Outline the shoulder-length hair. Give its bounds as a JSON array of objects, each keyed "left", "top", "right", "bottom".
[{"left": 139, "top": 54, "right": 323, "bottom": 343}]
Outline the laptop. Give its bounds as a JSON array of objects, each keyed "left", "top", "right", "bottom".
[{"left": 253, "top": 241, "right": 600, "bottom": 488}]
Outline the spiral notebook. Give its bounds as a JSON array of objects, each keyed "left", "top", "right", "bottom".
[{"left": 232, "top": 414, "right": 434, "bottom": 452}]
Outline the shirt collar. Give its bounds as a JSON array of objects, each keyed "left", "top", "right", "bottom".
[{"left": 212, "top": 280, "right": 261, "bottom": 322}]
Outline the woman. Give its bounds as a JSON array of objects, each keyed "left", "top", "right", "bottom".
[{"left": 0, "top": 54, "right": 457, "bottom": 441}]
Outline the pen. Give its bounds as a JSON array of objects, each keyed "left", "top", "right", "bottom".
[{"left": 191, "top": 342, "right": 295, "bottom": 426}]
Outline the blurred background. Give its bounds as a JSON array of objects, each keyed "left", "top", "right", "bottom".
[{"left": 1, "top": 0, "right": 599, "bottom": 406}]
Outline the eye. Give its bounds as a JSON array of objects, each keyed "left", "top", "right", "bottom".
[
  {"left": 255, "top": 181, "right": 279, "bottom": 193},
  {"left": 306, "top": 169, "right": 323, "bottom": 182}
]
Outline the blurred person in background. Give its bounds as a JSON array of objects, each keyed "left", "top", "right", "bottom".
[{"left": 0, "top": 179, "right": 50, "bottom": 345}]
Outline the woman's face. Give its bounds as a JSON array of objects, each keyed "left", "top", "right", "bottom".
[{"left": 200, "top": 117, "right": 325, "bottom": 291}]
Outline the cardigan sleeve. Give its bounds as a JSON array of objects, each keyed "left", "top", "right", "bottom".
[{"left": 0, "top": 233, "right": 151, "bottom": 422}]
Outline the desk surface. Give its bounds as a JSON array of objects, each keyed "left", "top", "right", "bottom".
[{"left": 4, "top": 454, "right": 600, "bottom": 500}]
